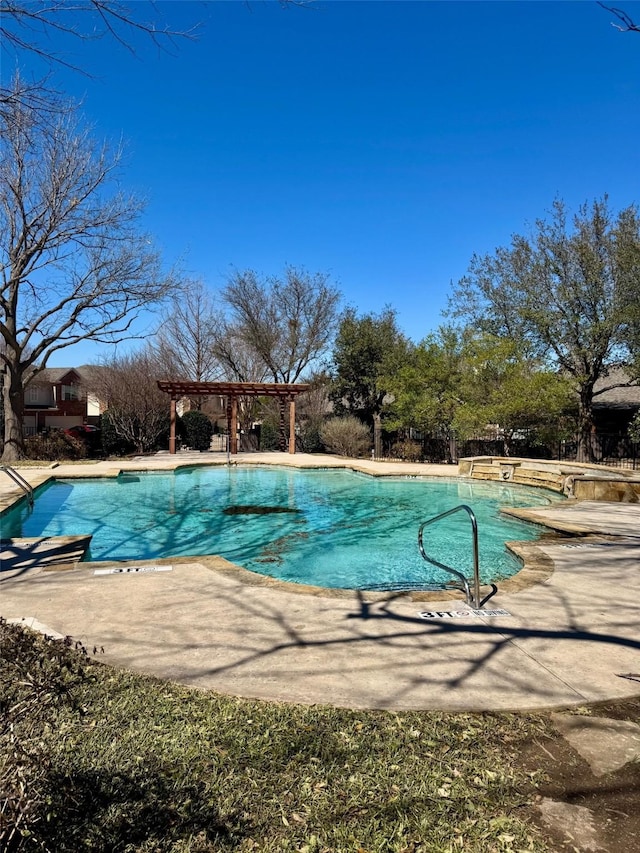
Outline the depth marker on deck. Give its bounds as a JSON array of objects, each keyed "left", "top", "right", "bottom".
[
  {"left": 94, "top": 565, "right": 173, "bottom": 576},
  {"left": 418, "top": 609, "right": 511, "bottom": 619}
]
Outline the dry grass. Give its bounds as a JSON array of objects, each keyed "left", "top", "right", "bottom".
[{"left": 1, "top": 619, "right": 550, "bottom": 853}]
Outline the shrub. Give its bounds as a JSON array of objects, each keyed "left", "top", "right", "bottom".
[
  {"left": 181, "top": 410, "right": 213, "bottom": 451},
  {"left": 319, "top": 416, "right": 372, "bottom": 458},
  {"left": 24, "top": 429, "right": 87, "bottom": 461},
  {"left": 257, "top": 416, "right": 323, "bottom": 453},
  {"left": 297, "top": 418, "right": 324, "bottom": 453},
  {"left": 258, "top": 419, "right": 280, "bottom": 451},
  {"left": 99, "top": 410, "right": 134, "bottom": 456},
  {"left": 391, "top": 438, "right": 423, "bottom": 462},
  {"left": 99, "top": 408, "right": 169, "bottom": 456}
]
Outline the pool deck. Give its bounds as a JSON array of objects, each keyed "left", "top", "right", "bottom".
[{"left": 2, "top": 451, "right": 640, "bottom": 712}]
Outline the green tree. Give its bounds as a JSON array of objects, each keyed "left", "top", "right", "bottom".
[
  {"left": 386, "top": 329, "right": 576, "bottom": 458},
  {"left": 330, "top": 307, "right": 411, "bottom": 458},
  {"left": 451, "top": 335, "right": 576, "bottom": 456},
  {"left": 383, "top": 327, "right": 464, "bottom": 443},
  {"left": 450, "top": 197, "right": 640, "bottom": 461}
]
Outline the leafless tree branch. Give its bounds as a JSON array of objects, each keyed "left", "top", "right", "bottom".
[
  {"left": 152, "top": 279, "right": 225, "bottom": 383},
  {"left": 598, "top": 2, "right": 640, "bottom": 33},
  {"left": 0, "top": 1, "right": 200, "bottom": 68}
]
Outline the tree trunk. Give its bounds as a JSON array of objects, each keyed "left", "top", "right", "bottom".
[
  {"left": 576, "top": 384, "right": 597, "bottom": 463},
  {"left": 2, "top": 364, "right": 26, "bottom": 463},
  {"left": 502, "top": 433, "right": 511, "bottom": 457},
  {"left": 373, "top": 412, "right": 382, "bottom": 460},
  {"left": 448, "top": 434, "right": 457, "bottom": 465}
]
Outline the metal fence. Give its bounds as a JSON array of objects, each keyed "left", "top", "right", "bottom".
[
  {"left": 377, "top": 431, "right": 640, "bottom": 470},
  {"left": 556, "top": 433, "right": 640, "bottom": 470}
]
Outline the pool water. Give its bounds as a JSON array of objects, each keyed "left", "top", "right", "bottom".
[{"left": 2, "top": 466, "right": 561, "bottom": 589}]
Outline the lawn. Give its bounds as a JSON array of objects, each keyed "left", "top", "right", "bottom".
[{"left": 1, "top": 618, "right": 552, "bottom": 853}]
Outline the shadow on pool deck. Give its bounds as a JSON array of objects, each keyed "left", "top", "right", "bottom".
[
  {"left": 1, "top": 454, "right": 640, "bottom": 713},
  {"left": 1, "top": 535, "right": 91, "bottom": 574},
  {"left": 2, "top": 535, "right": 640, "bottom": 714}
]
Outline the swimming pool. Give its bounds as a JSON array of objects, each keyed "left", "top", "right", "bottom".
[{"left": 2, "top": 466, "right": 561, "bottom": 589}]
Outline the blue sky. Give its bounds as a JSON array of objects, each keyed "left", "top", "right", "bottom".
[{"left": 3, "top": 0, "right": 640, "bottom": 367}]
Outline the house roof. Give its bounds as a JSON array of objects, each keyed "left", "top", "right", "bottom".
[
  {"left": 593, "top": 366, "right": 640, "bottom": 409},
  {"left": 35, "top": 367, "right": 84, "bottom": 384}
]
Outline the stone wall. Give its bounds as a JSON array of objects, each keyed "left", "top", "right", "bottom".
[{"left": 458, "top": 456, "right": 640, "bottom": 502}]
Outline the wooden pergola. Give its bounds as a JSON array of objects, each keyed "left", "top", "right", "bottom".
[{"left": 157, "top": 381, "right": 311, "bottom": 455}]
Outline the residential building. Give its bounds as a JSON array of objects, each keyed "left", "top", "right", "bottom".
[{"left": 23, "top": 368, "right": 100, "bottom": 435}]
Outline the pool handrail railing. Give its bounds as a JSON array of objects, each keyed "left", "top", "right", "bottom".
[
  {"left": 418, "top": 504, "right": 496, "bottom": 609},
  {"left": 0, "top": 464, "right": 34, "bottom": 508}
]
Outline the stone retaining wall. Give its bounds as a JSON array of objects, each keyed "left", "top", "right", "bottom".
[{"left": 458, "top": 456, "right": 640, "bottom": 502}]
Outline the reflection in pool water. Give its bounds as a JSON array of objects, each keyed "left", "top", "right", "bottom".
[{"left": 2, "top": 466, "right": 562, "bottom": 589}]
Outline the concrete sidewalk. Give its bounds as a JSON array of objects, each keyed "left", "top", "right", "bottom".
[{"left": 2, "top": 453, "right": 640, "bottom": 711}]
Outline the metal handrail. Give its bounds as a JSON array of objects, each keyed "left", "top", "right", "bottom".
[
  {"left": 0, "top": 465, "right": 34, "bottom": 508},
  {"left": 418, "top": 504, "right": 483, "bottom": 608}
]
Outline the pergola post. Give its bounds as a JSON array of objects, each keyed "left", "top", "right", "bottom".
[
  {"left": 288, "top": 396, "right": 296, "bottom": 454},
  {"left": 169, "top": 398, "right": 177, "bottom": 455},
  {"left": 230, "top": 395, "right": 238, "bottom": 455},
  {"left": 278, "top": 398, "right": 286, "bottom": 452}
]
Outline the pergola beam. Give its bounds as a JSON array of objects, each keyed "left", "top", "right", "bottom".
[
  {"left": 157, "top": 381, "right": 311, "bottom": 398},
  {"left": 157, "top": 380, "right": 311, "bottom": 456}
]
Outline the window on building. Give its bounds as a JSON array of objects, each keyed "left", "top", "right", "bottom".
[
  {"left": 26, "top": 385, "right": 47, "bottom": 405},
  {"left": 62, "top": 384, "right": 80, "bottom": 401}
]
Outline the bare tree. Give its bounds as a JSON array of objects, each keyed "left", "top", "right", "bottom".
[
  {"left": 210, "top": 319, "right": 270, "bottom": 384},
  {"left": 207, "top": 320, "right": 269, "bottom": 442},
  {"left": 223, "top": 266, "right": 341, "bottom": 384},
  {"left": 153, "top": 279, "right": 224, "bottom": 383},
  {"left": 0, "top": 0, "right": 308, "bottom": 62},
  {"left": 0, "top": 79, "right": 175, "bottom": 461},
  {"left": 0, "top": 1, "right": 200, "bottom": 113},
  {"left": 294, "top": 369, "right": 332, "bottom": 451},
  {"left": 84, "top": 349, "right": 168, "bottom": 454}
]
